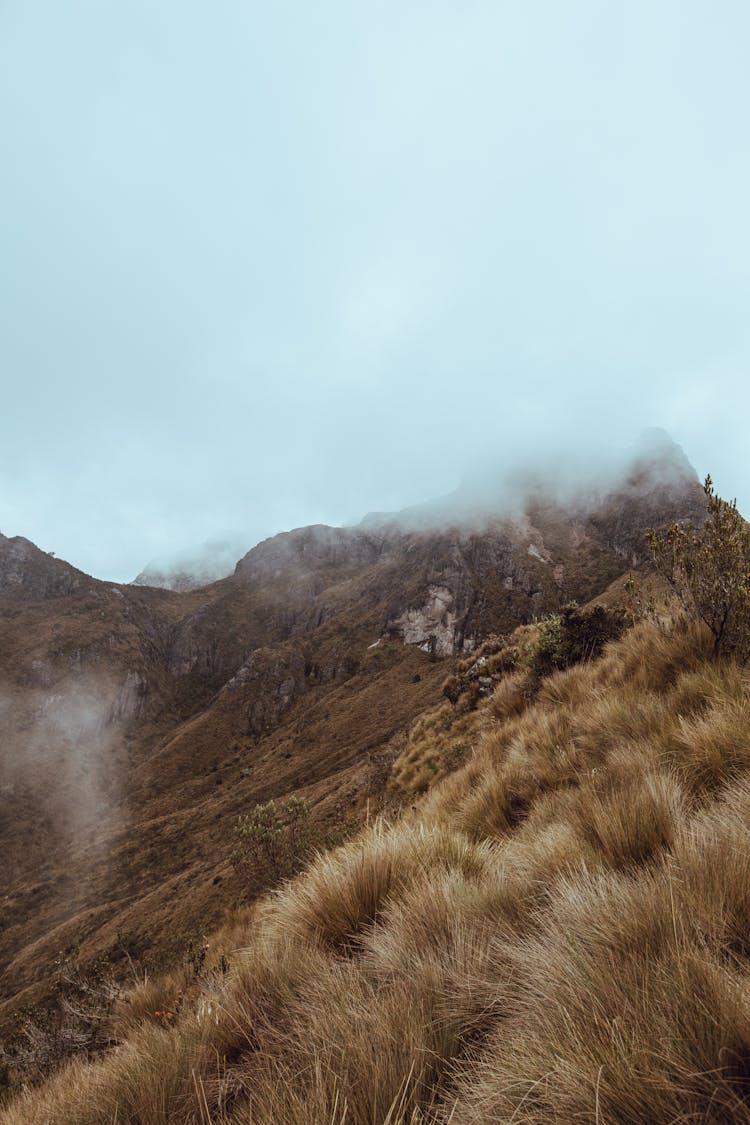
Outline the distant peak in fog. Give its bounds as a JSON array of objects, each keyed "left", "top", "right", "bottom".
[
  {"left": 11, "top": 429, "right": 700, "bottom": 588},
  {"left": 131, "top": 534, "right": 250, "bottom": 591},
  {"left": 626, "top": 427, "right": 698, "bottom": 484},
  {"left": 359, "top": 429, "right": 699, "bottom": 533}
]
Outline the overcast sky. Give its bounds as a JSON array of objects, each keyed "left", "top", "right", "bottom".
[{"left": 2, "top": 1, "right": 749, "bottom": 581}]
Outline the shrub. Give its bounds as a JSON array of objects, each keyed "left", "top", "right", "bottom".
[
  {"left": 230, "top": 796, "right": 314, "bottom": 893},
  {"left": 647, "top": 474, "right": 750, "bottom": 660},
  {"left": 531, "top": 604, "right": 625, "bottom": 680}
]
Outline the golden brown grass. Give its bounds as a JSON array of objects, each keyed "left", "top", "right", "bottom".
[
  {"left": 6, "top": 615, "right": 750, "bottom": 1123},
  {"left": 389, "top": 700, "right": 483, "bottom": 795}
]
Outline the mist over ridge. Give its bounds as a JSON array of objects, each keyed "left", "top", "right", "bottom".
[
  {"left": 0, "top": 400, "right": 726, "bottom": 1102},
  {"left": 359, "top": 427, "right": 699, "bottom": 532},
  {"left": 122, "top": 428, "right": 699, "bottom": 592}
]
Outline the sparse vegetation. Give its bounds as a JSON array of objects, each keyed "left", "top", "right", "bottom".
[
  {"left": 0, "top": 955, "right": 123, "bottom": 1094},
  {"left": 398, "top": 605, "right": 625, "bottom": 798}
]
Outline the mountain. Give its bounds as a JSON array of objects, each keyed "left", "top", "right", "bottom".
[
  {"left": 0, "top": 535, "right": 97, "bottom": 601},
  {"left": 131, "top": 535, "right": 250, "bottom": 592},
  {"left": 0, "top": 436, "right": 706, "bottom": 1092}
]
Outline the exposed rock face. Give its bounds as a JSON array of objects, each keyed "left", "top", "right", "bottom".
[
  {"left": 132, "top": 565, "right": 215, "bottom": 593},
  {"left": 126, "top": 430, "right": 707, "bottom": 664},
  {"left": 167, "top": 607, "right": 228, "bottom": 678},
  {"left": 224, "top": 646, "right": 310, "bottom": 735},
  {"left": 390, "top": 585, "right": 463, "bottom": 658},
  {"left": 222, "top": 434, "right": 705, "bottom": 660},
  {"left": 109, "top": 670, "right": 148, "bottom": 721},
  {"left": 234, "top": 524, "right": 387, "bottom": 584}
]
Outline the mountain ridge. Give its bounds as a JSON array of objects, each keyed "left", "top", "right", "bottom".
[{"left": 0, "top": 434, "right": 708, "bottom": 1076}]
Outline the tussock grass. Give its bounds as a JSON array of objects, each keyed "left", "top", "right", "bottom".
[
  {"left": 455, "top": 755, "right": 563, "bottom": 840},
  {"left": 272, "top": 822, "right": 493, "bottom": 951},
  {"left": 390, "top": 700, "right": 484, "bottom": 795},
  {"left": 6, "top": 614, "right": 750, "bottom": 1123},
  {"left": 484, "top": 672, "right": 527, "bottom": 722},
  {"left": 671, "top": 697, "right": 750, "bottom": 796},
  {"left": 603, "top": 615, "right": 713, "bottom": 691},
  {"left": 674, "top": 779, "right": 750, "bottom": 959},
  {"left": 573, "top": 769, "right": 686, "bottom": 869}
]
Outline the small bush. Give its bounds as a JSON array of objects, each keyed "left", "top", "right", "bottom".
[
  {"left": 647, "top": 474, "right": 750, "bottom": 660},
  {"left": 531, "top": 604, "right": 625, "bottom": 680},
  {"left": 231, "top": 797, "right": 314, "bottom": 894}
]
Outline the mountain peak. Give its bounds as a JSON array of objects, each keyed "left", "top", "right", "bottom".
[
  {"left": 0, "top": 533, "right": 94, "bottom": 600},
  {"left": 626, "top": 427, "right": 699, "bottom": 488}
]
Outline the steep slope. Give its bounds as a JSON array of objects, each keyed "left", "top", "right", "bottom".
[
  {"left": 0, "top": 437, "right": 706, "bottom": 1066},
  {"left": 5, "top": 614, "right": 750, "bottom": 1122}
]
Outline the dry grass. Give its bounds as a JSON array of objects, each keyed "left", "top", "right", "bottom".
[
  {"left": 572, "top": 769, "right": 686, "bottom": 869},
  {"left": 390, "top": 701, "right": 484, "bottom": 795},
  {"left": 270, "top": 821, "right": 494, "bottom": 951},
  {"left": 5, "top": 615, "right": 750, "bottom": 1123}
]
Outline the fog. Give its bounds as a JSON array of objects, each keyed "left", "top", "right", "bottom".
[
  {"left": 2, "top": 2, "right": 749, "bottom": 581},
  {"left": 0, "top": 678, "right": 128, "bottom": 872},
  {"left": 341, "top": 434, "right": 702, "bottom": 575},
  {"left": 132, "top": 533, "right": 251, "bottom": 588}
]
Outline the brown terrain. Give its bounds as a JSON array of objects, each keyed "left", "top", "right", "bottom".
[{"left": 0, "top": 436, "right": 705, "bottom": 1060}]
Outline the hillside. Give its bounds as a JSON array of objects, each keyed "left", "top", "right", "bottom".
[
  {"left": 5, "top": 605, "right": 750, "bottom": 1121},
  {"left": 0, "top": 438, "right": 710, "bottom": 1111}
]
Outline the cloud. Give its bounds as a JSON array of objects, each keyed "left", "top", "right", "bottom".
[
  {"left": 1, "top": 1, "right": 749, "bottom": 579},
  {"left": 0, "top": 676, "right": 131, "bottom": 864}
]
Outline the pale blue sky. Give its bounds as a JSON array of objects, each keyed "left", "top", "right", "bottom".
[{"left": 1, "top": 2, "right": 749, "bottom": 580}]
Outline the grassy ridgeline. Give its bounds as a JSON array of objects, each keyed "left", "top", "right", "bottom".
[{"left": 5, "top": 616, "right": 750, "bottom": 1123}]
